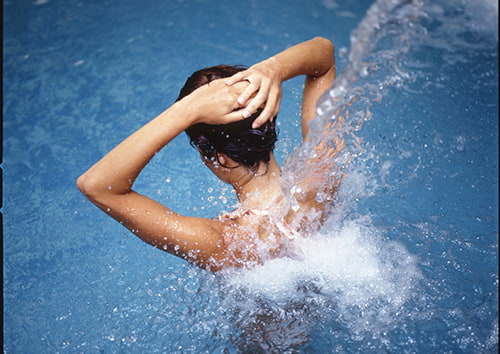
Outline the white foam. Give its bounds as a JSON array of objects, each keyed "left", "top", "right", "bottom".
[{"left": 222, "top": 212, "right": 421, "bottom": 334}]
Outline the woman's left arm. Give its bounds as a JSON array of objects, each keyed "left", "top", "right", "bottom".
[{"left": 225, "top": 37, "right": 335, "bottom": 137}]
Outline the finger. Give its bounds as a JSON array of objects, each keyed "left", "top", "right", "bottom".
[
  {"left": 242, "top": 81, "right": 271, "bottom": 118},
  {"left": 252, "top": 103, "right": 275, "bottom": 128},
  {"left": 251, "top": 104, "right": 274, "bottom": 128},
  {"left": 225, "top": 71, "right": 248, "bottom": 86},
  {"left": 223, "top": 110, "right": 248, "bottom": 124},
  {"left": 268, "top": 86, "right": 282, "bottom": 117},
  {"left": 252, "top": 88, "right": 281, "bottom": 128},
  {"left": 237, "top": 81, "right": 260, "bottom": 108}
]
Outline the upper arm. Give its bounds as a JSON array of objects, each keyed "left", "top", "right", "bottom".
[
  {"left": 296, "top": 38, "right": 342, "bottom": 210},
  {"left": 292, "top": 129, "right": 346, "bottom": 228},
  {"left": 301, "top": 40, "right": 336, "bottom": 140},
  {"left": 83, "top": 189, "right": 230, "bottom": 270}
]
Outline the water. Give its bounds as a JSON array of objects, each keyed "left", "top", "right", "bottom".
[{"left": 3, "top": 0, "right": 498, "bottom": 352}]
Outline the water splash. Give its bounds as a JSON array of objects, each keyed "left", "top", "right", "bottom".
[
  {"left": 211, "top": 0, "right": 498, "bottom": 351},
  {"left": 214, "top": 1, "right": 433, "bottom": 350}
]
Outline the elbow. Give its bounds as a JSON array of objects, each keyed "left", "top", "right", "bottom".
[
  {"left": 76, "top": 172, "right": 96, "bottom": 201},
  {"left": 313, "top": 36, "right": 334, "bottom": 54},
  {"left": 76, "top": 173, "right": 88, "bottom": 195},
  {"left": 312, "top": 37, "right": 335, "bottom": 75},
  {"left": 76, "top": 171, "right": 126, "bottom": 209},
  {"left": 76, "top": 171, "right": 105, "bottom": 203}
]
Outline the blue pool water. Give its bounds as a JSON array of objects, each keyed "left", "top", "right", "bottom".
[{"left": 3, "top": 0, "right": 498, "bottom": 352}]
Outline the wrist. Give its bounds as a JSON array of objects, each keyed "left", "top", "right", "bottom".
[
  {"left": 169, "top": 97, "right": 200, "bottom": 127},
  {"left": 266, "top": 56, "right": 286, "bottom": 82}
]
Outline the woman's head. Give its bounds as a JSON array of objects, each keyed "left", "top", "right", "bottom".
[{"left": 176, "top": 65, "right": 278, "bottom": 170}]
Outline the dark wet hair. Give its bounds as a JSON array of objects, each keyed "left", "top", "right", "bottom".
[{"left": 176, "top": 65, "right": 278, "bottom": 169}]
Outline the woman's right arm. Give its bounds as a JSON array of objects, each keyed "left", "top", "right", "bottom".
[
  {"left": 76, "top": 79, "right": 249, "bottom": 270},
  {"left": 226, "top": 37, "right": 335, "bottom": 139}
]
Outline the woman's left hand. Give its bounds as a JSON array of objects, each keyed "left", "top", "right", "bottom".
[{"left": 225, "top": 58, "right": 284, "bottom": 128}]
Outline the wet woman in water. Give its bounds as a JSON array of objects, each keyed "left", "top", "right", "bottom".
[{"left": 77, "top": 37, "right": 336, "bottom": 271}]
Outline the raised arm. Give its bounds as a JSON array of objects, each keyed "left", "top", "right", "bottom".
[
  {"left": 76, "top": 79, "right": 249, "bottom": 270},
  {"left": 226, "top": 37, "right": 335, "bottom": 139}
]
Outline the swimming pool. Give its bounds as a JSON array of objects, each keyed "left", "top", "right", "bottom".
[{"left": 3, "top": 0, "right": 498, "bottom": 352}]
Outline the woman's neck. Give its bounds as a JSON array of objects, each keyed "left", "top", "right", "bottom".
[{"left": 232, "top": 156, "right": 283, "bottom": 211}]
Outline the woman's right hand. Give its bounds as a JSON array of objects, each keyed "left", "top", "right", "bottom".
[
  {"left": 224, "top": 57, "right": 284, "bottom": 128},
  {"left": 181, "top": 78, "right": 251, "bottom": 126}
]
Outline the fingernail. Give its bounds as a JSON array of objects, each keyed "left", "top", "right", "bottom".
[{"left": 242, "top": 110, "right": 251, "bottom": 118}]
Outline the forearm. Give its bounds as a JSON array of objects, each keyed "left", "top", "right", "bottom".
[
  {"left": 77, "top": 102, "right": 195, "bottom": 200},
  {"left": 272, "top": 37, "right": 335, "bottom": 82}
]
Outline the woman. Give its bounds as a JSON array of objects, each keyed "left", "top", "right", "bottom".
[{"left": 77, "top": 37, "right": 336, "bottom": 271}]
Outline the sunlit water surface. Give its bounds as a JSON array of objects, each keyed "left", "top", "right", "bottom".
[{"left": 3, "top": 0, "right": 497, "bottom": 352}]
